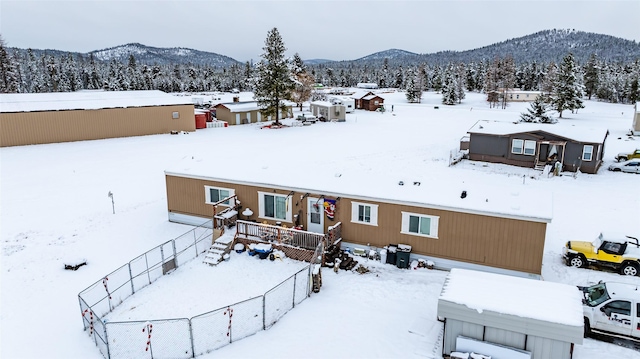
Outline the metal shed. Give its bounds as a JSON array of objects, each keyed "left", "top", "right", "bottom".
[
  {"left": 437, "top": 269, "right": 584, "bottom": 359},
  {"left": 0, "top": 90, "right": 195, "bottom": 147}
]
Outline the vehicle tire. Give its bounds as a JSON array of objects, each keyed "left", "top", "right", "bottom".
[
  {"left": 569, "top": 255, "right": 586, "bottom": 268},
  {"left": 583, "top": 318, "right": 591, "bottom": 338},
  {"left": 620, "top": 262, "right": 639, "bottom": 276},
  {"left": 612, "top": 168, "right": 621, "bottom": 172}
]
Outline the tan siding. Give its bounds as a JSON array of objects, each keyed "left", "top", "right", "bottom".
[
  {"left": 166, "top": 175, "right": 547, "bottom": 275},
  {"left": 1, "top": 105, "right": 195, "bottom": 147}
]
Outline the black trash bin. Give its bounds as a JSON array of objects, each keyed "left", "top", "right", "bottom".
[
  {"left": 386, "top": 244, "right": 397, "bottom": 265},
  {"left": 396, "top": 244, "right": 412, "bottom": 269}
]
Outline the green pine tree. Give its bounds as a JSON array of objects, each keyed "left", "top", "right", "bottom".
[
  {"left": 520, "top": 95, "right": 555, "bottom": 123},
  {"left": 253, "top": 28, "right": 294, "bottom": 126},
  {"left": 551, "top": 53, "right": 584, "bottom": 118}
]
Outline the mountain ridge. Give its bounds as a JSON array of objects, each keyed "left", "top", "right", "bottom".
[{"left": 8, "top": 29, "right": 640, "bottom": 67}]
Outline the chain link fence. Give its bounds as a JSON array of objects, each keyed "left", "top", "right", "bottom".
[{"left": 78, "top": 220, "right": 316, "bottom": 359}]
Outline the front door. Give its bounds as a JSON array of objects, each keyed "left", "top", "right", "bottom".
[{"left": 307, "top": 197, "right": 324, "bottom": 234}]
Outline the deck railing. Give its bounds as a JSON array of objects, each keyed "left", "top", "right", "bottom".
[{"left": 235, "top": 220, "right": 339, "bottom": 250}]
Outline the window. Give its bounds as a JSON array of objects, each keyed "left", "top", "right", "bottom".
[
  {"left": 603, "top": 300, "right": 631, "bottom": 317},
  {"left": 258, "top": 191, "right": 291, "bottom": 222},
  {"left": 204, "top": 186, "right": 234, "bottom": 205},
  {"left": 351, "top": 201, "right": 378, "bottom": 226},
  {"left": 511, "top": 139, "right": 524, "bottom": 154},
  {"left": 582, "top": 145, "right": 594, "bottom": 161},
  {"left": 172, "top": 111, "right": 180, "bottom": 119},
  {"left": 523, "top": 140, "right": 536, "bottom": 155},
  {"left": 401, "top": 212, "right": 439, "bottom": 238},
  {"left": 512, "top": 139, "right": 536, "bottom": 156}
]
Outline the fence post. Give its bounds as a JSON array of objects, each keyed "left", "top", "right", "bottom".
[
  {"left": 292, "top": 273, "right": 297, "bottom": 308},
  {"left": 172, "top": 239, "right": 178, "bottom": 268},
  {"left": 188, "top": 319, "right": 195, "bottom": 358},
  {"left": 194, "top": 228, "right": 198, "bottom": 258},
  {"left": 262, "top": 295, "right": 266, "bottom": 330},
  {"left": 104, "top": 322, "right": 111, "bottom": 359},
  {"left": 128, "top": 262, "right": 135, "bottom": 295},
  {"left": 145, "top": 252, "right": 151, "bottom": 285}
]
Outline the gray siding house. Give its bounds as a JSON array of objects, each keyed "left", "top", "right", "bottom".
[{"left": 465, "top": 120, "right": 609, "bottom": 174}]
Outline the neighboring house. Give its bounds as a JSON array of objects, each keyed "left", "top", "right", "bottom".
[
  {"left": 309, "top": 101, "right": 346, "bottom": 121},
  {"left": 165, "top": 162, "right": 553, "bottom": 278},
  {"left": 438, "top": 269, "right": 583, "bottom": 359},
  {"left": 506, "top": 89, "right": 542, "bottom": 102},
  {"left": 466, "top": 120, "right": 609, "bottom": 174},
  {"left": 352, "top": 91, "right": 385, "bottom": 111},
  {"left": 632, "top": 102, "right": 640, "bottom": 135},
  {"left": 0, "top": 90, "right": 195, "bottom": 147},
  {"left": 213, "top": 101, "right": 293, "bottom": 125}
]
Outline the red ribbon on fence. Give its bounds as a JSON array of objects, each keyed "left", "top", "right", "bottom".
[
  {"left": 102, "top": 277, "right": 112, "bottom": 299},
  {"left": 82, "top": 309, "right": 94, "bottom": 334},
  {"left": 143, "top": 323, "right": 153, "bottom": 351},
  {"left": 224, "top": 307, "right": 233, "bottom": 337}
]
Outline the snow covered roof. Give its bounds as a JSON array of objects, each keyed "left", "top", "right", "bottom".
[
  {"left": 467, "top": 120, "right": 608, "bottom": 143},
  {"left": 362, "top": 94, "right": 383, "bottom": 101},
  {"left": 438, "top": 268, "right": 584, "bottom": 343},
  {"left": 216, "top": 100, "right": 294, "bottom": 113},
  {"left": 0, "top": 90, "right": 193, "bottom": 113},
  {"left": 216, "top": 101, "right": 263, "bottom": 112},
  {"left": 165, "top": 159, "right": 553, "bottom": 223},
  {"left": 310, "top": 100, "right": 341, "bottom": 107}
]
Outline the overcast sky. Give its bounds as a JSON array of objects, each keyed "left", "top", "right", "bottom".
[{"left": 1, "top": 0, "right": 638, "bottom": 62}]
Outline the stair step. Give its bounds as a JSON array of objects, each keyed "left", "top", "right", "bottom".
[
  {"left": 207, "top": 248, "right": 225, "bottom": 256},
  {"left": 203, "top": 253, "right": 222, "bottom": 265},
  {"left": 211, "top": 243, "right": 228, "bottom": 250},
  {"left": 215, "top": 236, "right": 234, "bottom": 245}
]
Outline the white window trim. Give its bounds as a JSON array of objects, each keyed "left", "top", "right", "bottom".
[
  {"left": 582, "top": 145, "right": 594, "bottom": 161},
  {"left": 511, "top": 139, "right": 524, "bottom": 154},
  {"left": 401, "top": 211, "right": 439, "bottom": 239},
  {"left": 258, "top": 191, "right": 292, "bottom": 222},
  {"left": 204, "top": 186, "right": 235, "bottom": 206},
  {"left": 350, "top": 201, "right": 378, "bottom": 226},
  {"left": 523, "top": 140, "right": 536, "bottom": 156}
]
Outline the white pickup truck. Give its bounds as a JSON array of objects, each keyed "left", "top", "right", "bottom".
[{"left": 579, "top": 281, "right": 640, "bottom": 340}]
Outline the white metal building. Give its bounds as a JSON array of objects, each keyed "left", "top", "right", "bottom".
[{"left": 437, "top": 269, "right": 584, "bottom": 359}]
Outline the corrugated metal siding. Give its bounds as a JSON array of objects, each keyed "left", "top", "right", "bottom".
[
  {"left": 484, "top": 326, "right": 526, "bottom": 349},
  {"left": 443, "top": 319, "right": 485, "bottom": 354},
  {"left": 165, "top": 175, "right": 547, "bottom": 274},
  {"left": 526, "top": 336, "right": 572, "bottom": 359},
  {"left": 1, "top": 105, "right": 195, "bottom": 147}
]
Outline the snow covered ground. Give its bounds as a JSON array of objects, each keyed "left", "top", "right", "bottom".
[{"left": 1, "top": 90, "right": 639, "bottom": 359}]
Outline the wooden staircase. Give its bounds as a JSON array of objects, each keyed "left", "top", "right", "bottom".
[{"left": 203, "top": 235, "right": 234, "bottom": 266}]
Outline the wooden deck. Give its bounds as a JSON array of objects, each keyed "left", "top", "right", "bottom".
[{"left": 234, "top": 220, "right": 341, "bottom": 262}]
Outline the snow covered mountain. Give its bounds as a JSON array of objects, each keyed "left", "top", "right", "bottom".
[
  {"left": 89, "top": 43, "right": 240, "bottom": 67},
  {"left": 348, "top": 29, "right": 640, "bottom": 66}
]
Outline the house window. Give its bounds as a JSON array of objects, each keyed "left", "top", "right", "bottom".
[
  {"left": 401, "top": 212, "right": 439, "bottom": 238},
  {"left": 512, "top": 139, "right": 535, "bottom": 156},
  {"left": 258, "top": 191, "right": 291, "bottom": 222},
  {"left": 172, "top": 111, "right": 180, "bottom": 119},
  {"left": 523, "top": 140, "right": 536, "bottom": 155},
  {"left": 511, "top": 139, "right": 524, "bottom": 154},
  {"left": 351, "top": 201, "right": 378, "bottom": 226},
  {"left": 582, "top": 145, "right": 594, "bottom": 161},
  {"left": 205, "top": 186, "right": 234, "bottom": 206}
]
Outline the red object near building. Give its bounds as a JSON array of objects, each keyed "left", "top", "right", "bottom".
[{"left": 195, "top": 113, "right": 207, "bottom": 129}]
